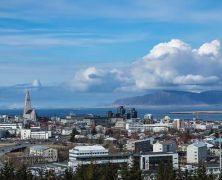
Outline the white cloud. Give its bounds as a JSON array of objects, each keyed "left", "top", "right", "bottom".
[
  {"left": 32, "top": 79, "right": 41, "bottom": 87},
  {"left": 69, "top": 67, "right": 130, "bottom": 92},
  {"left": 69, "top": 39, "right": 222, "bottom": 92},
  {"left": 131, "top": 39, "right": 222, "bottom": 90},
  {"left": 197, "top": 40, "right": 220, "bottom": 57}
]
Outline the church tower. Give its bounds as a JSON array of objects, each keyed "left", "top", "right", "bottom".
[
  {"left": 23, "top": 91, "right": 37, "bottom": 121},
  {"left": 24, "top": 90, "right": 31, "bottom": 115}
]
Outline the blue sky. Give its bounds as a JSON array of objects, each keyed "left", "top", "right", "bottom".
[{"left": 1, "top": 0, "right": 222, "bottom": 93}]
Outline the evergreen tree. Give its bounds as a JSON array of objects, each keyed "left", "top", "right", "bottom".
[
  {"left": 86, "top": 163, "right": 98, "bottom": 180},
  {"left": 15, "top": 164, "right": 33, "bottom": 180},
  {"left": 75, "top": 164, "right": 88, "bottom": 180},
  {"left": 128, "top": 157, "right": 142, "bottom": 180},
  {"left": 70, "top": 128, "right": 79, "bottom": 142},
  {"left": 218, "top": 171, "right": 222, "bottom": 180},
  {"left": 64, "top": 168, "right": 74, "bottom": 180},
  {"left": 196, "top": 164, "right": 207, "bottom": 180},
  {"left": 1, "top": 163, "right": 15, "bottom": 180},
  {"left": 183, "top": 169, "right": 192, "bottom": 180},
  {"left": 99, "top": 163, "right": 118, "bottom": 180},
  {"left": 157, "top": 163, "right": 165, "bottom": 180},
  {"left": 120, "top": 163, "right": 130, "bottom": 180}
]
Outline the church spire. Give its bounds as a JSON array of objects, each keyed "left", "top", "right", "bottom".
[{"left": 24, "top": 90, "right": 31, "bottom": 115}]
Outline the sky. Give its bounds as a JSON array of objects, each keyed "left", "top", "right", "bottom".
[{"left": 1, "top": 0, "right": 222, "bottom": 107}]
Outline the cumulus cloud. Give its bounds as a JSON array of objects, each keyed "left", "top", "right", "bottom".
[
  {"left": 69, "top": 67, "right": 131, "bottom": 92},
  {"left": 131, "top": 39, "right": 222, "bottom": 90},
  {"left": 32, "top": 79, "right": 42, "bottom": 87},
  {"left": 70, "top": 39, "right": 222, "bottom": 92}
]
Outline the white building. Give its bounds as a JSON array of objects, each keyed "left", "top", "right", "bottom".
[
  {"left": 61, "top": 128, "right": 73, "bottom": 136},
  {"left": 114, "top": 120, "right": 126, "bottom": 129},
  {"left": 144, "top": 114, "right": 154, "bottom": 124},
  {"left": 0, "top": 123, "right": 23, "bottom": 130},
  {"left": 194, "top": 124, "right": 212, "bottom": 130},
  {"left": 31, "top": 131, "right": 49, "bottom": 140},
  {"left": 153, "top": 140, "right": 177, "bottom": 153},
  {"left": 68, "top": 145, "right": 128, "bottom": 170},
  {"left": 21, "top": 129, "right": 31, "bottom": 140},
  {"left": 173, "top": 119, "right": 185, "bottom": 130},
  {"left": 140, "top": 152, "right": 178, "bottom": 171},
  {"left": 21, "top": 129, "right": 50, "bottom": 140},
  {"left": 125, "top": 122, "right": 173, "bottom": 132},
  {"left": 30, "top": 145, "right": 58, "bottom": 162},
  {"left": 187, "top": 142, "right": 207, "bottom": 164}
]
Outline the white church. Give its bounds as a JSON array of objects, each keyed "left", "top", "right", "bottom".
[{"left": 23, "top": 91, "right": 37, "bottom": 121}]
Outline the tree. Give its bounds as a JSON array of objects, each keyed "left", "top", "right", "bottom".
[
  {"left": 157, "top": 163, "right": 165, "bottom": 180},
  {"left": 1, "top": 163, "right": 15, "bottom": 180},
  {"left": 157, "top": 162, "right": 176, "bottom": 180},
  {"left": 183, "top": 169, "right": 192, "bottom": 180},
  {"left": 64, "top": 168, "right": 74, "bottom": 180},
  {"left": 100, "top": 163, "right": 118, "bottom": 180},
  {"left": 91, "top": 128, "right": 97, "bottom": 136},
  {"left": 128, "top": 157, "right": 142, "bottom": 180},
  {"left": 15, "top": 165, "right": 33, "bottom": 180},
  {"left": 120, "top": 163, "right": 130, "bottom": 180},
  {"left": 70, "top": 128, "right": 79, "bottom": 142},
  {"left": 196, "top": 164, "right": 207, "bottom": 180}
]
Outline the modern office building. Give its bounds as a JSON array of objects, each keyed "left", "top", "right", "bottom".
[
  {"left": 187, "top": 141, "right": 207, "bottom": 164},
  {"left": 116, "top": 106, "right": 126, "bottom": 117},
  {"left": 68, "top": 145, "right": 129, "bottom": 170},
  {"left": 140, "top": 152, "right": 178, "bottom": 171},
  {"left": 126, "top": 108, "right": 138, "bottom": 119}
]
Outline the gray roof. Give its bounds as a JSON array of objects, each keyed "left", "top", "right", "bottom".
[
  {"left": 30, "top": 145, "right": 49, "bottom": 151},
  {"left": 191, "top": 142, "right": 206, "bottom": 148}
]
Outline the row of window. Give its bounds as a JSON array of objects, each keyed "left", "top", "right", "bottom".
[{"left": 74, "top": 152, "right": 108, "bottom": 155}]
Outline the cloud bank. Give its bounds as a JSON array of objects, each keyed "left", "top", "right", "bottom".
[
  {"left": 70, "top": 39, "right": 222, "bottom": 92},
  {"left": 69, "top": 67, "right": 131, "bottom": 92}
]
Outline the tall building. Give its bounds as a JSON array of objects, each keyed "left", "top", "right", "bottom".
[
  {"left": 187, "top": 141, "right": 207, "bottom": 164},
  {"left": 23, "top": 91, "right": 37, "bottom": 121},
  {"left": 116, "top": 106, "right": 126, "bottom": 117},
  {"left": 127, "top": 108, "right": 138, "bottom": 119},
  {"left": 106, "top": 111, "right": 113, "bottom": 118},
  {"left": 144, "top": 114, "right": 154, "bottom": 124},
  {"left": 140, "top": 152, "right": 178, "bottom": 171}
]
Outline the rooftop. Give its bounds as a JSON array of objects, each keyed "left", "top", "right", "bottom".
[
  {"left": 189, "top": 141, "right": 206, "bottom": 148},
  {"left": 74, "top": 145, "right": 107, "bottom": 151},
  {"left": 30, "top": 145, "right": 49, "bottom": 151}
]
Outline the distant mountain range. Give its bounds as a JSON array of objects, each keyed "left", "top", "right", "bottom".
[{"left": 114, "top": 90, "right": 222, "bottom": 106}]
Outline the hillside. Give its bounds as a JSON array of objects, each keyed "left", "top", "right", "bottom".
[{"left": 114, "top": 90, "right": 222, "bottom": 106}]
